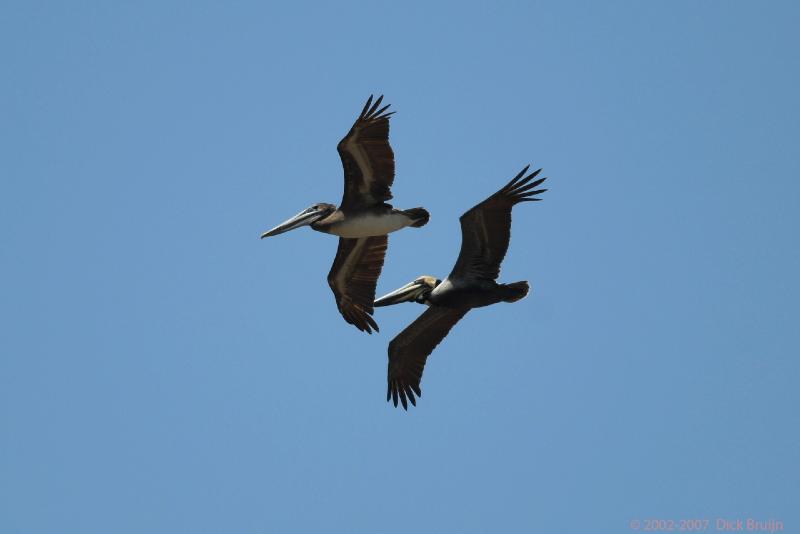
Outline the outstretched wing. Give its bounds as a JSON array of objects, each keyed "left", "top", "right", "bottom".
[
  {"left": 327, "top": 235, "right": 388, "bottom": 334},
  {"left": 337, "top": 95, "right": 396, "bottom": 210},
  {"left": 387, "top": 306, "right": 470, "bottom": 409},
  {"left": 448, "top": 165, "right": 547, "bottom": 283}
]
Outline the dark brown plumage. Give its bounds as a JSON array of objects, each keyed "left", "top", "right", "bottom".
[
  {"left": 327, "top": 235, "right": 388, "bottom": 334},
  {"left": 387, "top": 306, "right": 469, "bottom": 409},
  {"left": 337, "top": 95, "right": 396, "bottom": 211},
  {"left": 449, "top": 165, "right": 546, "bottom": 283}
]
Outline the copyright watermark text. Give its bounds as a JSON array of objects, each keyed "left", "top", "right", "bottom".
[{"left": 628, "top": 518, "right": 784, "bottom": 532}]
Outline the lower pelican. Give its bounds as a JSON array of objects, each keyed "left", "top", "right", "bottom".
[{"left": 374, "top": 165, "right": 548, "bottom": 408}]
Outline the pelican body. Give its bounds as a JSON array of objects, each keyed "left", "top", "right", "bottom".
[
  {"left": 261, "top": 95, "right": 429, "bottom": 333},
  {"left": 374, "top": 165, "right": 548, "bottom": 409},
  {"left": 263, "top": 202, "right": 427, "bottom": 240}
]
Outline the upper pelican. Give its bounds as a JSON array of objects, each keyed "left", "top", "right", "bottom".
[
  {"left": 261, "top": 95, "right": 429, "bottom": 333},
  {"left": 374, "top": 165, "right": 548, "bottom": 409}
]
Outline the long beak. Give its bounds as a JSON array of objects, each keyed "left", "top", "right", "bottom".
[
  {"left": 374, "top": 281, "right": 426, "bottom": 307},
  {"left": 260, "top": 209, "right": 319, "bottom": 238}
]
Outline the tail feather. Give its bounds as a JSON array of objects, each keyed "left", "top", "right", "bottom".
[
  {"left": 501, "top": 281, "right": 530, "bottom": 303},
  {"left": 404, "top": 207, "right": 430, "bottom": 228}
]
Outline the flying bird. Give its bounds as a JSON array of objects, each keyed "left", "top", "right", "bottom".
[
  {"left": 373, "top": 165, "right": 548, "bottom": 409},
  {"left": 261, "top": 95, "right": 429, "bottom": 333}
]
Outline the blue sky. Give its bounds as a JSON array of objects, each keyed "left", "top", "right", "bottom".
[{"left": 2, "top": 1, "right": 798, "bottom": 532}]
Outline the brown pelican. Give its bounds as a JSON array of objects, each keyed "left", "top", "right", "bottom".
[
  {"left": 373, "top": 165, "right": 547, "bottom": 408},
  {"left": 261, "top": 95, "right": 429, "bottom": 334}
]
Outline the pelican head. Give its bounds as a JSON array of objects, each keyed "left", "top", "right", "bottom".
[
  {"left": 374, "top": 276, "right": 440, "bottom": 307},
  {"left": 260, "top": 203, "right": 336, "bottom": 238}
]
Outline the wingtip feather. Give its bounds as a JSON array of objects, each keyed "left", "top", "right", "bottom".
[
  {"left": 360, "top": 95, "right": 374, "bottom": 118},
  {"left": 367, "top": 95, "right": 383, "bottom": 117},
  {"left": 507, "top": 165, "right": 530, "bottom": 187}
]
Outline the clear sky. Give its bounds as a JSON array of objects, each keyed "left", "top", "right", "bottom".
[{"left": 2, "top": 1, "right": 798, "bottom": 533}]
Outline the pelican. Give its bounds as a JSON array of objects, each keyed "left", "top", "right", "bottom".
[
  {"left": 261, "top": 95, "right": 429, "bottom": 333},
  {"left": 373, "top": 165, "right": 548, "bottom": 409}
]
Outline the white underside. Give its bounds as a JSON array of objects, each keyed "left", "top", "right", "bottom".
[{"left": 329, "top": 213, "right": 412, "bottom": 238}]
